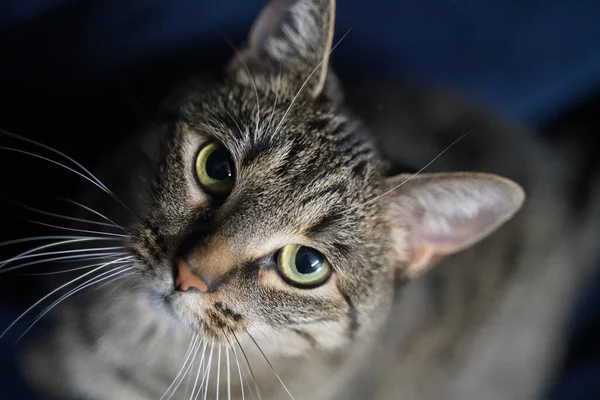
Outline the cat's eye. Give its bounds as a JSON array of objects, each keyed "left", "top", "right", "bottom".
[
  {"left": 276, "top": 245, "right": 332, "bottom": 288},
  {"left": 195, "top": 142, "right": 235, "bottom": 195}
]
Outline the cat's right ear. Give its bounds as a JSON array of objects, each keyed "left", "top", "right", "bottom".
[
  {"left": 382, "top": 172, "right": 525, "bottom": 279},
  {"left": 229, "top": 0, "right": 338, "bottom": 100}
]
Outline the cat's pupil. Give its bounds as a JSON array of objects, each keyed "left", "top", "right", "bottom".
[
  {"left": 206, "top": 148, "right": 233, "bottom": 181},
  {"left": 295, "top": 247, "right": 324, "bottom": 274}
]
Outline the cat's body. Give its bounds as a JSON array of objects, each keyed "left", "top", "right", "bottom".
[{"left": 14, "top": 1, "right": 600, "bottom": 400}]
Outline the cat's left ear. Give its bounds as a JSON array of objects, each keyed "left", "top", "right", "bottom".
[
  {"left": 383, "top": 172, "right": 525, "bottom": 279},
  {"left": 230, "top": 0, "right": 337, "bottom": 99}
]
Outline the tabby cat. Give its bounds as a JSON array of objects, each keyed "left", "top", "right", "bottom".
[{"left": 10, "top": 0, "right": 599, "bottom": 399}]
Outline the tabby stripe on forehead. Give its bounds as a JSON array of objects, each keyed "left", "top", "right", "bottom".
[
  {"left": 241, "top": 135, "right": 277, "bottom": 167},
  {"left": 306, "top": 212, "right": 344, "bottom": 237},
  {"left": 300, "top": 183, "right": 347, "bottom": 208}
]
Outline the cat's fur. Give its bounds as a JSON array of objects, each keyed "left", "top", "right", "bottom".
[{"left": 16, "top": 1, "right": 600, "bottom": 399}]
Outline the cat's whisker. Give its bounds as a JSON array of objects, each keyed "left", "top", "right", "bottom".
[
  {"left": 246, "top": 331, "right": 295, "bottom": 400},
  {"left": 190, "top": 339, "right": 209, "bottom": 400},
  {"left": 0, "top": 235, "right": 105, "bottom": 248},
  {"left": 22, "top": 257, "right": 130, "bottom": 276},
  {"left": 265, "top": 63, "right": 282, "bottom": 134},
  {"left": 248, "top": 323, "right": 284, "bottom": 361},
  {"left": 16, "top": 266, "right": 135, "bottom": 342},
  {"left": 216, "top": 343, "right": 222, "bottom": 400},
  {"left": 231, "top": 342, "right": 247, "bottom": 400},
  {"left": 8, "top": 200, "right": 125, "bottom": 232},
  {"left": 58, "top": 253, "right": 128, "bottom": 264},
  {"left": 3, "top": 246, "right": 124, "bottom": 264},
  {"left": 0, "top": 237, "right": 122, "bottom": 269},
  {"left": 0, "top": 146, "right": 129, "bottom": 212},
  {"left": 222, "top": 111, "right": 245, "bottom": 143},
  {"left": 0, "top": 255, "right": 133, "bottom": 340},
  {"left": 226, "top": 40, "right": 262, "bottom": 136},
  {"left": 233, "top": 332, "right": 262, "bottom": 400},
  {"left": 226, "top": 346, "right": 232, "bottom": 400},
  {"left": 0, "top": 129, "right": 109, "bottom": 190},
  {"left": 29, "top": 220, "right": 128, "bottom": 238},
  {"left": 184, "top": 340, "right": 197, "bottom": 398},
  {"left": 196, "top": 343, "right": 209, "bottom": 400},
  {"left": 1, "top": 251, "right": 127, "bottom": 274},
  {"left": 57, "top": 198, "right": 132, "bottom": 235},
  {"left": 160, "top": 334, "right": 199, "bottom": 400},
  {"left": 168, "top": 337, "right": 203, "bottom": 400},
  {"left": 0, "top": 129, "right": 141, "bottom": 221},
  {"left": 347, "top": 131, "right": 471, "bottom": 211},
  {"left": 201, "top": 339, "right": 216, "bottom": 400},
  {"left": 221, "top": 329, "right": 249, "bottom": 400},
  {"left": 190, "top": 341, "right": 205, "bottom": 400},
  {"left": 272, "top": 28, "right": 353, "bottom": 138}
]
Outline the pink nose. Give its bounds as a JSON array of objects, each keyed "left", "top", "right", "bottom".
[{"left": 175, "top": 259, "right": 209, "bottom": 292}]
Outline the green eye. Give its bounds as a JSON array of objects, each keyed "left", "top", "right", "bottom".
[
  {"left": 276, "top": 245, "right": 332, "bottom": 288},
  {"left": 195, "top": 142, "right": 235, "bottom": 195}
]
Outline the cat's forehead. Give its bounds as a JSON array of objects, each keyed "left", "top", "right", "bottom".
[
  {"left": 168, "top": 81, "right": 385, "bottom": 257},
  {"left": 179, "top": 81, "right": 383, "bottom": 197}
]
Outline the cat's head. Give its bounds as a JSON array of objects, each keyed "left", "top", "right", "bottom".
[{"left": 128, "top": 0, "right": 524, "bottom": 355}]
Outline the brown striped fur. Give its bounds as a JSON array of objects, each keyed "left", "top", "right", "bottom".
[{"left": 18, "top": 1, "right": 600, "bottom": 399}]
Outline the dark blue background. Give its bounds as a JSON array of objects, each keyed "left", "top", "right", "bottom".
[{"left": 1, "top": 1, "right": 600, "bottom": 399}]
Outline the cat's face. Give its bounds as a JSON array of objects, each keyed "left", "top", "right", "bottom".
[
  {"left": 130, "top": 67, "right": 392, "bottom": 355},
  {"left": 128, "top": 0, "right": 524, "bottom": 355}
]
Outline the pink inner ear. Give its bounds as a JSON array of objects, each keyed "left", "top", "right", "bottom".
[
  {"left": 389, "top": 172, "right": 525, "bottom": 278},
  {"left": 414, "top": 206, "right": 502, "bottom": 255},
  {"left": 403, "top": 243, "right": 445, "bottom": 278},
  {"left": 248, "top": 0, "right": 289, "bottom": 51}
]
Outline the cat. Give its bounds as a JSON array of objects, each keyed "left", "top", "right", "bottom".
[{"left": 7, "top": 0, "right": 599, "bottom": 399}]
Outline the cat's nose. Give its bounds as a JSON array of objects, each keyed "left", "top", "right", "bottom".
[{"left": 174, "top": 259, "right": 209, "bottom": 292}]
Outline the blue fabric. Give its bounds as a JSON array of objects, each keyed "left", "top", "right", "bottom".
[
  {"left": 1, "top": 0, "right": 600, "bottom": 124},
  {"left": 1, "top": 1, "right": 600, "bottom": 399}
]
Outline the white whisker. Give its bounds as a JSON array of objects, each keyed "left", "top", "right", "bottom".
[
  {"left": 249, "top": 324, "right": 284, "bottom": 361},
  {"left": 190, "top": 340, "right": 209, "bottom": 400},
  {"left": 16, "top": 266, "right": 134, "bottom": 341},
  {"left": 216, "top": 343, "right": 222, "bottom": 400},
  {"left": 3, "top": 246, "right": 124, "bottom": 264},
  {"left": 230, "top": 340, "right": 247, "bottom": 400},
  {"left": 0, "top": 129, "right": 139, "bottom": 220},
  {"left": 233, "top": 332, "right": 261, "bottom": 400},
  {"left": 227, "top": 41, "right": 261, "bottom": 135},
  {"left": 1, "top": 129, "right": 109, "bottom": 191},
  {"left": 190, "top": 343, "right": 205, "bottom": 400},
  {"left": 265, "top": 63, "right": 282, "bottom": 134},
  {"left": 1, "top": 251, "right": 127, "bottom": 274},
  {"left": 169, "top": 338, "right": 204, "bottom": 400},
  {"left": 346, "top": 131, "right": 471, "bottom": 211},
  {"left": 1, "top": 146, "right": 116, "bottom": 202},
  {"left": 58, "top": 198, "right": 128, "bottom": 233},
  {"left": 246, "top": 331, "right": 294, "bottom": 399},
  {"left": 0, "top": 236, "right": 102, "bottom": 248},
  {"left": 226, "top": 346, "right": 232, "bottom": 400},
  {"left": 10, "top": 201, "right": 123, "bottom": 231},
  {"left": 0, "top": 237, "right": 121, "bottom": 269},
  {"left": 0, "top": 255, "right": 133, "bottom": 340},
  {"left": 22, "top": 258, "right": 130, "bottom": 276},
  {"left": 202, "top": 339, "right": 216, "bottom": 400},
  {"left": 161, "top": 334, "right": 199, "bottom": 400},
  {"left": 29, "top": 220, "right": 127, "bottom": 238},
  {"left": 273, "top": 29, "right": 353, "bottom": 137}
]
